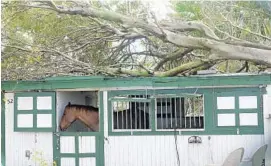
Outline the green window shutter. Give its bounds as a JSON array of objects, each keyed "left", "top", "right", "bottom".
[
  {"left": 214, "top": 88, "right": 263, "bottom": 134},
  {"left": 14, "top": 92, "right": 56, "bottom": 132}
]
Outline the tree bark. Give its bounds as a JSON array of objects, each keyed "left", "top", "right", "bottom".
[{"left": 36, "top": 4, "right": 271, "bottom": 67}]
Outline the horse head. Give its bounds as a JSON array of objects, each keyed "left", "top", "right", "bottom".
[{"left": 59, "top": 102, "right": 77, "bottom": 131}]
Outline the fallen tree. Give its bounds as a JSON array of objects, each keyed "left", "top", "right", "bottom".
[{"left": 2, "top": 1, "right": 271, "bottom": 79}]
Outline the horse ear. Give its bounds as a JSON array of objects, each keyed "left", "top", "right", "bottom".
[{"left": 68, "top": 102, "right": 71, "bottom": 106}]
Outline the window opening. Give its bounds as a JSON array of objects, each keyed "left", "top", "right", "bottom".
[
  {"left": 111, "top": 95, "right": 151, "bottom": 131},
  {"left": 155, "top": 94, "right": 204, "bottom": 130}
]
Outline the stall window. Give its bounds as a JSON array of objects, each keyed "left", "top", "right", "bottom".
[
  {"left": 154, "top": 94, "right": 204, "bottom": 130},
  {"left": 110, "top": 95, "right": 151, "bottom": 131},
  {"left": 14, "top": 92, "right": 55, "bottom": 132}
]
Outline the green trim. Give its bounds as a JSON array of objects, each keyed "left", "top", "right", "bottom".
[
  {"left": 110, "top": 98, "right": 151, "bottom": 102},
  {"left": 213, "top": 89, "right": 263, "bottom": 134},
  {"left": 107, "top": 87, "right": 264, "bottom": 136},
  {"left": 108, "top": 88, "right": 208, "bottom": 135},
  {"left": 2, "top": 74, "right": 271, "bottom": 92},
  {"left": 14, "top": 92, "right": 56, "bottom": 132},
  {"left": 75, "top": 135, "right": 79, "bottom": 166},
  {"left": 1, "top": 92, "right": 6, "bottom": 166},
  {"left": 151, "top": 93, "right": 202, "bottom": 98},
  {"left": 60, "top": 153, "right": 96, "bottom": 157},
  {"left": 98, "top": 91, "right": 105, "bottom": 166},
  {"left": 53, "top": 132, "right": 59, "bottom": 165}
]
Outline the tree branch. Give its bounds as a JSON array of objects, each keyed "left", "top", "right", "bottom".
[
  {"left": 160, "top": 21, "right": 220, "bottom": 40},
  {"left": 236, "top": 61, "right": 249, "bottom": 73},
  {"left": 221, "top": 14, "right": 271, "bottom": 41},
  {"left": 154, "top": 48, "right": 194, "bottom": 71},
  {"left": 24, "top": 3, "right": 271, "bottom": 66},
  {"left": 156, "top": 60, "right": 214, "bottom": 77}
]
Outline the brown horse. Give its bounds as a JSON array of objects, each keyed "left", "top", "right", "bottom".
[
  {"left": 60, "top": 102, "right": 150, "bottom": 132},
  {"left": 59, "top": 102, "right": 99, "bottom": 131}
]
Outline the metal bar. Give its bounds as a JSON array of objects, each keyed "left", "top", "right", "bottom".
[
  {"left": 121, "top": 102, "right": 124, "bottom": 129},
  {"left": 160, "top": 98, "right": 163, "bottom": 129},
  {"left": 139, "top": 98, "right": 142, "bottom": 129},
  {"left": 165, "top": 98, "right": 168, "bottom": 129},
  {"left": 170, "top": 98, "right": 173, "bottom": 129},
  {"left": 193, "top": 98, "right": 196, "bottom": 128},
  {"left": 130, "top": 101, "right": 132, "bottom": 129},
  {"left": 184, "top": 98, "right": 187, "bottom": 129},
  {"left": 111, "top": 102, "right": 115, "bottom": 131},
  {"left": 135, "top": 95, "right": 138, "bottom": 129},
  {"left": 126, "top": 101, "right": 128, "bottom": 129},
  {"left": 116, "top": 102, "right": 119, "bottom": 129},
  {"left": 110, "top": 97, "right": 151, "bottom": 102},
  {"left": 174, "top": 98, "right": 178, "bottom": 128},
  {"left": 199, "top": 97, "right": 202, "bottom": 128},
  {"left": 144, "top": 101, "right": 146, "bottom": 129},
  {"left": 189, "top": 98, "right": 192, "bottom": 129},
  {"left": 153, "top": 98, "right": 157, "bottom": 131},
  {"left": 151, "top": 93, "right": 202, "bottom": 98},
  {"left": 180, "top": 97, "right": 182, "bottom": 129},
  {"left": 199, "top": 97, "right": 204, "bottom": 128}
]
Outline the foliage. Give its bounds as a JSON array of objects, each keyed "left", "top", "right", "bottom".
[
  {"left": 2, "top": 1, "right": 113, "bottom": 80},
  {"left": 173, "top": 1, "right": 271, "bottom": 73},
  {"left": 1, "top": 1, "right": 271, "bottom": 80},
  {"left": 31, "top": 150, "right": 57, "bottom": 166}
]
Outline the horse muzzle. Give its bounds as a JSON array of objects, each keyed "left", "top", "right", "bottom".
[{"left": 60, "top": 127, "right": 66, "bottom": 131}]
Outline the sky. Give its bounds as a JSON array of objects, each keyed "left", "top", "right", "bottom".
[
  {"left": 96, "top": 0, "right": 174, "bottom": 20},
  {"left": 140, "top": 0, "right": 174, "bottom": 20}
]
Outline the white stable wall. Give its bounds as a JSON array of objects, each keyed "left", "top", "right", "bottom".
[
  {"left": 104, "top": 135, "right": 265, "bottom": 166},
  {"left": 103, "top": 88, "right": 268, "bottom": 166},
  {"left": 264, "top": 85, "right": 271, "bottom": 166},
  {"left": 5, "top": 93, "right": 53, "bottom": 166}
]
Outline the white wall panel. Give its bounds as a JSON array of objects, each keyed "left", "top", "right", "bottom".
[
  {"left": 60, "top": 136, "right": 75, "bottom": 153},
  {"left": 105, "top": 135, "right": 265, "bottom": 166},
  {"left": 264, "top": 86, "right": 271, "bottom": 166},
  {"left": 61, "top": 158, "right": 75, "bottom": 166},
  {"left": 37, "top": 114, "right": 52, "bottom": 128},
  {"left": 79, "top": 157, "right": 96, "bottom": 166},
  {"left": 217, "top": 97, "right": 235, "bottom": 109},
  {"left": 239, "top": 113, "right": 258, "bottom": 126},
  {"left": 217, "top": 114, "right": 236, "bottom": 126},
  {"left": 34, "top": 133, "right": 53, "bottom": 165},
  {"left": 239, "top": 96, "right": 257, "bottom": 109},
  {"left": 5, "top": 93, "right": 53, "bottom": 166},
  {"left": 37, "top": 96, "right": 52, "bottom": 110},
  {"left": 79, "top": 136, "right": 95, "bottom": 153},
  {"left": 17, "top": 97, "right": 33, "bottom": 110},
  {"left": 17, "top": 114, "right": 33, "bottom": 127}
]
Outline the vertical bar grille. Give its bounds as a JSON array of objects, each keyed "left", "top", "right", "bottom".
[
  {"left": 156, "top": 95, "right": 204, "bottom": 130},
  {"left": 112, "top": 95, "right": 150, "bottom": 130}
]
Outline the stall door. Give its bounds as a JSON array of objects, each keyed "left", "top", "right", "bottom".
[
  {"left": 53, "top": 91, "right": 104, "bottom": 166},
  {"left": 53, "top": 132, "right": 103, "bottom": 166}
]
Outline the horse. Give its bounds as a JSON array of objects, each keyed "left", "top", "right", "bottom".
[
  {"left": 59, "top": 102, "right": 99, "bottom": 131},
  {"left": 59, "top": 102, "right": 150, "bottom": 132}
]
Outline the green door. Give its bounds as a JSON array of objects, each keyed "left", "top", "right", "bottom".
[
  {"left": 53, "top": 132, "right": 103, "bottom": 166},
  {"left": 53, "top": 92, "right": 104, "bottom": 166}
]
